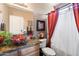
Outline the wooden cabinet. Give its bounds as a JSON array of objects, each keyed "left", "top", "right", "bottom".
[
  {"left": 20, "top": 44, "right": 40, "bottom": 56},
  {"left": 1, "top": 44, "right": 40, "bottom": 56}
]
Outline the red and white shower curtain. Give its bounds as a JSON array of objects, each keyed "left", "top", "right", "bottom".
[{"left": 51, "top": 4, "right": 79, "bottom": 56}]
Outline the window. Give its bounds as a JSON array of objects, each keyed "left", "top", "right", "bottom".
[{"left": 9, "top": 15, "right": 24, "bottom": 34}]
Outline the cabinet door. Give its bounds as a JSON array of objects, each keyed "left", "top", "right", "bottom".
[
  {"left": 9, "top": 15, "right": 24, "bottom": 34},
  {"left": 21, "top": 45, "right": 40, "bottom": 56}
]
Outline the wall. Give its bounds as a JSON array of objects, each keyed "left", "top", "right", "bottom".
[
  {"left": 0, "top": 4, "right": 9, "bottom": 31},
  {"left": 32, "top": 14, "right": 47, "bottom": 38}
]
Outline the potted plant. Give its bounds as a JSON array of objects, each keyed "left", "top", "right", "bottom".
[{"left": 0, "top": 31, "right": 12, "bottom": 46}]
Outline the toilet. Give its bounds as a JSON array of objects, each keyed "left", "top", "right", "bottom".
[
  {"left": 42, "top": 47, "right": 56, "bottom": 56},
  {"left": 39, "top": 39, "right": 56, "bottom": 56}
]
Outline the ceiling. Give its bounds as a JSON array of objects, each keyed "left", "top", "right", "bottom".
[
  {"left": 5, "top": 3, "right": 68, "bottom": 19},
  {"left": 7, "top": 3, "right": 60, "bottom": 14},
  {"left": 25, "top": 3, "right": 57, "bottom": 14}
]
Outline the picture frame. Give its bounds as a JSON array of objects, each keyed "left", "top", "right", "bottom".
[{"left": 36, "top": 20, "right": 45, "bottom": 31}]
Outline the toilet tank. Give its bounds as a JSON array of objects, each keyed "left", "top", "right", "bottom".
[{"left": 39, "top": 39, "right": 47, "bottom": 48}]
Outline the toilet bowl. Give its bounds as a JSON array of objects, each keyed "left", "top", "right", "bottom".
[
  {"left": 42, "top": 47, "right": 56, "bottom": 56},
  {"left": 39, "top": 39, "right": 56, "bottom": 56}
]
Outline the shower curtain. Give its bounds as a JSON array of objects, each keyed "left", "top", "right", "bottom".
[
  {"left": 51, "top": 4, "right": 79, "bottom": 56},
  {"left": 48, "top": 11, "right": 58, "bottom": 47},
  {"left": 73, "top": 3, "right": 79, "bottom": 32}
]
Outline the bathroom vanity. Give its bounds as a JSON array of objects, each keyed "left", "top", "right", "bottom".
[{"left": 0, "top": 39, "right": 40, "bottom": 56}]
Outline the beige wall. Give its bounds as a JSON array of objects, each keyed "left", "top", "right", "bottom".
[
  {"left": 0, "top": 4, "right": 9, "bottom": 31},
  {"left": 0, "top": 4, "right": 34, "bottom": 31}
]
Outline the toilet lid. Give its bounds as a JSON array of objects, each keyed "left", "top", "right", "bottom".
[{"left": 42, "top": 47, "right": 56, "bottom": 56}]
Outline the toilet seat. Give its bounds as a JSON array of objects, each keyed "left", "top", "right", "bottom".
[{"left": 42, "top": 47, "right": 56, "bottom": 56}]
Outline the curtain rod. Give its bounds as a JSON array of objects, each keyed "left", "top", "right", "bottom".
[
  {"left": 56, "top": 3, "right": 73, "bottom": 10},
  {"left": 43, "top": 3, "right": 73, "bottom": 15}
]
